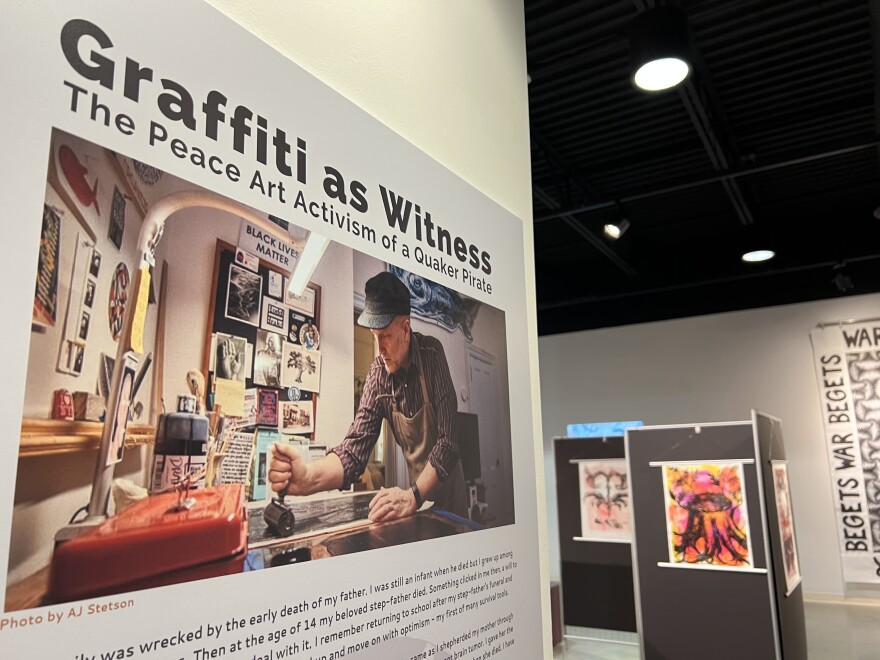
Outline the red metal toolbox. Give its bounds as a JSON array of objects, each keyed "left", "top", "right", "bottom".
[{"left": 48, "top": 484, "right": 247, "bottom": 603}]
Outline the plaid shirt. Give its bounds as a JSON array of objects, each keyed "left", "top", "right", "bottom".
[{"left": 329, "top": 332, "right": 459, "bottom": 488}]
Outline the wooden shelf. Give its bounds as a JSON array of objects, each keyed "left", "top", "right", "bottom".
[
  {"left": 5, "top": 566, "right": 49, "bottom": 612},
  {"left": 19, "top": 419, "right": 155, "bottom": 457}
]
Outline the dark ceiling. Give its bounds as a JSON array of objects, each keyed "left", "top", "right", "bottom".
[{"left": 526, "top": 0, "right": 880, "bottom": 335}]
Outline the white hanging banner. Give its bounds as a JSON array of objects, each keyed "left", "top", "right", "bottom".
[{"left": 810, "top": 321, "right": 880, "bottom": 583}]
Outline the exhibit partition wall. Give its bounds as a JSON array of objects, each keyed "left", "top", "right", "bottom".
[
  {"left": 553, "top": 437, "right": 637, "bottom": 635},
  {"left": 753, "top": 411, "right": 808, "bottom": 660},
  {"left": 626, "top": 421, "right": 807, "bottom": 660},
  {"left": 0, "top": 2, "right": 546, "bottom": 658}
]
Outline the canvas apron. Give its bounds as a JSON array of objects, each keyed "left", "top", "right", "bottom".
[{"left": 390, "top": 360, "right": 468, "bottom": 518}]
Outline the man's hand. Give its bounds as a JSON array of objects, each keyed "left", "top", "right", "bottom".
[
  {"left": 368, "top": 487, "right": 418, "bottom": 522},
  {"left": 268, "top": 443, "right": 309, "bottom": 495}
]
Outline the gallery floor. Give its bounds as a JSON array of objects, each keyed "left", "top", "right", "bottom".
[{"left": 552, "top": 601, "right": 880, "bottom": 660}]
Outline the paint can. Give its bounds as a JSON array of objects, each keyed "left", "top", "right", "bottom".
[{"left": 149, "top": 410, "right": 209, "bottom": 493}]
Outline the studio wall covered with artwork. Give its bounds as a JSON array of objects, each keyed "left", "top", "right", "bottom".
[{"left": 26, "top": 130, "right": 160, "bottom": 421}]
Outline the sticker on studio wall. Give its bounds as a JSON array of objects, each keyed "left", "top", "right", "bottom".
[
  {"left": 89, "top": 247, "right": 101, "bottom": 278},
  {"left": 253, "top": 329, "right": 283, "bottom": 388},
  {"left": 59, "top": 144, "right": 100, "bottom": 216},
  {"left": 108, "top": 185, "right": 126, "bottom": 250},
  {"left": 234, "top": 248, "right": 259, "bottom": 273},
  {"left": 288, "top": 310, "right": 307, "bottom": 344},
  {"left": 214, "top": 333, "right": 248, "bottom": 382},
  {"left": 133, "top": 159, "right": 163, "bottom": 186},
  {"left": 260, "top": 297, "right": 289, "bottom": 335},
  {"left": 225, "top": 264, "right": 262, "bottom": 327},
  {"left": 84, "top": 280, "right": 96, "bottom": 308},
  {"left": 33, "top": 204, "right": 61, "bottom": 327},
  {"left": 78, "top": 310, "right": 90, "bottom": 341},
  {"left": 267, "top": 270, "right": 284, "bottom": 299},
  {"left": 299, "top": 322, "right": 320, "bottom": 350},
  {"left": 280, "top": 399, "right": 314, "bottom": 435},
  {"left": 108, "top": 262, "right": 130, "bottom": 341},
  {"left": 281, "top": 342, "right": 321, "bottom": 393}
]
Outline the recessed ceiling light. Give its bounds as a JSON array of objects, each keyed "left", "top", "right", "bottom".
[
  {"left": 741, "top": 249, "right": 775, "bottom": 263},
  {"left": 634, "top": 58, "right": 690, "bottom": 92}
]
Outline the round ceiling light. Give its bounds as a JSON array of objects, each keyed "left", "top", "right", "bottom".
[
  {"left": 603, "top": 219, "right": 630, "bottom": 240},
  {"left": 604, "top": 224, "right": 623, "bottom": 239},
  {"left": 630, "top": 7, "right": 692, "bottom": 93},
  {"left": 634, "top": 57, "right": 690, "bottom": 92},
  {"left": 741, "top": 249, "right": 775, "bottom": 263}
]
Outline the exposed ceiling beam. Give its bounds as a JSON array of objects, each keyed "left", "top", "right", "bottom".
[
  {"left": 534, "top": 140, "right": 880, "bottom": 224},
  {"left": 528, "top": 37, "right": 625, "bottom": 84},
  {"left": 632, "top": 0, "right": 756, "bottom": 226},
  {"left": 533, "top": 184, "right": 637, "bottom": 277},
  {"left": 531, "top": 126, "right": 638, "bottom": 276},
  {"left": 538, "top": 253, "right": 880, "bottom": 311},
  {"left": 531, "top": 127, "right": 602, "bottom": 200},
  {"left": 678, "top": 81, "right": 755, "bottom": 225}
]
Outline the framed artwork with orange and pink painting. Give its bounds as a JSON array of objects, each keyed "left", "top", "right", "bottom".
[{"left": 661, "top": 462, "right": 753, "bottom": 569}]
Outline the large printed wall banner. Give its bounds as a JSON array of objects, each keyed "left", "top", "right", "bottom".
[
  {"left": 0, "top": 2, "right": 540, "bottom": 658},
  {"left": 811, "top": 321, "right": 880, "bottom": 583}
]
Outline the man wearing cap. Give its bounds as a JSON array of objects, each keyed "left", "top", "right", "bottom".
[{"left": 269, "top": 271, "right": 468, "bottom": 522}]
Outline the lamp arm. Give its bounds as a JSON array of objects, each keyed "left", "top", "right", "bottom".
[{"left": 84, "top": 191, "right": 300, "bottom": 521}]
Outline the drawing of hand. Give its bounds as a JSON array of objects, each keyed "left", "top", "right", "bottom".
[{"left": 219, "top": 338, "right": 243, "bottom": 380}]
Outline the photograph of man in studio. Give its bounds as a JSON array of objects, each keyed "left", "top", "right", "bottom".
[{"left": 269, "top": 271, "right": 468, "bottom": 521}]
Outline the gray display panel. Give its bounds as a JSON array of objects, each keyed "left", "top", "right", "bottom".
[
  {"left": 627, "top": 423, "right": 780, "bottom": 660},
  {"left": 753, "top": 411, "right": 808, "bottom": 660},
  {"left": 554, "top": 436, "right": 637, "bottom": 632}
]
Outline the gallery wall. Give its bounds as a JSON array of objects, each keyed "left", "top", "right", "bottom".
[{"left": 540, "top": 291, "right": 880, "bottom": 599}]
